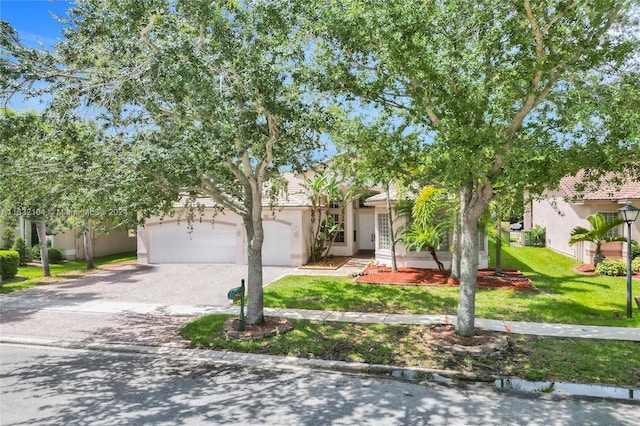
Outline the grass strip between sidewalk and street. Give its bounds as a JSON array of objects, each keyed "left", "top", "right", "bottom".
[{"left": 180, "top": 314, "right": 640, "bottom": 387}]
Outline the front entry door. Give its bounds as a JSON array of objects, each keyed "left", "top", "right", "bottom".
[{"left": 358, "top": 212, "right": 375, "bottom": 250}]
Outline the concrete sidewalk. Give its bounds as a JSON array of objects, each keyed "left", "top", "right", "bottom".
[{"left": 1, "top": 295, "right": 638, "bottom": 341}]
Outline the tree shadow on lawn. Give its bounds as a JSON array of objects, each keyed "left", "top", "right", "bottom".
[
  {"left": 496, "top": 247, "right": 536, "bottom": 274},
  {"left": 478, "top": 295, "right": 620, "bottom": 324},
  {"left": 498, "top": 248, "right": 614, "bottom": 293}
]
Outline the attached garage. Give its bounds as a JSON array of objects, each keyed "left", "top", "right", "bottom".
[
  {"left": 148, "top": 221, "right": 238, "bottom": 264},
  {"left": 137, "top": 204, "right": 305, "bottom": 267},
  {"left": 261, "top": 220, "right": 292, "bottom": 266}
]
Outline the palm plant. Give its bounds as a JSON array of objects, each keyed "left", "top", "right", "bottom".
[
  {"left": 401, "top": 221, "right": 449, "bottom": 273},
  {"left": 569, "top": 213, "right": 626, "bottom": 265},
  {"left": 398, "top": 186, "right": 451, "bottom": 273}
]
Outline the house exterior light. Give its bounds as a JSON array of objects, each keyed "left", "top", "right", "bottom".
[{"left": 618, "top": 201, "right": 639, "bottom": 318}]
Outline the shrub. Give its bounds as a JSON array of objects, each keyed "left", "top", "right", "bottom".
[
  {"left": 632, "top": 257, "right": 640, "bottom": 273},
  {"left": 32, "top": 244, "right": 42, "bottom": 260},
  {"left": 12, "top": 237, "right": 32, "bottom": 266},
  {"left": 1, "top": 227, "right": 15, "bottom": 250},
  {"left": 47, "top": 247, "right": 66, "bottom": 264},
  {"left": 0, "top": 250, "right": 20, "bottom": 279},
  {"left": 631, "top": 240, "right": 640, "bottom": 260},
  {"left": 595, "top": 258, "right": 627, "bottom": 276},
  {"left": 525, "top": 225, "right": 546, "bottom": 247}
]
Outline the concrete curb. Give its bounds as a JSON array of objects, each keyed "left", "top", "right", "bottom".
[{"left": 3, "top": 335, "right": 639, "bottom": 405}]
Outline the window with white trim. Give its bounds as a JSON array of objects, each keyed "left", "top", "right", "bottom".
[
  {"left": 378, "top": 213, "right": 391, "bottom": 249},
  {"left": 598, "top": 212, "right": 623, "bottom": 238},
  {"left": 330, "top": 213, "right": 345, "bottom": 243}
]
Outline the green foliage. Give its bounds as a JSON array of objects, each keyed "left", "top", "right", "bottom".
[
  {"left": 412, "top": 187, "right": 448, "bottom": 230},
  {"left": 631, "top": 256, "right": 640, "bottom": 273},
  {"left": 47, "top": 247, "right": 66, "bottom": 264},
  {"left": 302, "top": 171, "right": 357, "bottom": 263},
  {"left": 631, "top": 240, "right": 640, "bottom": 259},
  {"left": 306, "top": 0, "right": 640, "bottom": 334},
  {"left": 31, "top": 244, "right": 41, "bottom": 260},
  {"left": 569, "top": 213, "right": 626, "bottom": 263},
  {"left": 11, "top": 237, "right": 31, "bottom": 265},
  {"left": 398, "top": 186, "right": 450, "bottom": 272},
  {"left": 594, "top": 258, "right": 627, "bottom": 276},
  {"left": 525, "top": 225, "right": 546, "bottom": 247},
  {"left": 1, "top": 227, "right": 15, "bottom": 250},
  {"left": 3, "top": 0, "right": 331, "bottom": 321},
  {"left": 0, "top": 250, "right": 19, "bottom": 279},
  {"left": 31, "top": 240, "right": 51, "bottom": 260}
]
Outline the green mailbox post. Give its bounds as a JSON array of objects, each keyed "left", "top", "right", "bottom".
[{"left": 227, "top": 279, "right": 245, "bottom": 331}]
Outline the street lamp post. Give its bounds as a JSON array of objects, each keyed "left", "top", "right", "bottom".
[{"left": 618, "top": 201, "right": 639, "bottom": 319}]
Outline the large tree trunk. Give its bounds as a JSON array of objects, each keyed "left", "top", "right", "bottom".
[
  {"left": 451, "top": 210, "right": 461, "bottom": 279},
  {"left": 385, "top": 186, "right": 398, "bottom": 273},
  {"left": 83, "top": 221, "right": 95, "bottom": 270},
  {"left": 244, "top": 186, "right": 265, "bottom": 326},
  {"left": 36, "top": 221, "right": 50, "bottom": 277},
  {"left": 456, "top": 183, "right": 492, "bottom": 337}
]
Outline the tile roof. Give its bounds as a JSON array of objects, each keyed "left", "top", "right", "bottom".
[
  {"left": 268, "top": 172, "right": 313, "bottom": 207},
  {"left": 559, "top": 171, "right": 640, "bottom": 202},
  {"left": 182, "top": 172, "right": 313, "bottom": 208}
]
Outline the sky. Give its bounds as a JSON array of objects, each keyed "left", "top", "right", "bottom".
[
  {"left": 0, "top": 0, "right": 70, "bottom": 48},
  {"left": 1, "top": 0, "right": 72, "bottom": 110}
]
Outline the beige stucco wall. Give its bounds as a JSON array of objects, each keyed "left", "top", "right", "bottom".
[
  {"left": 51, "top": 225, "right": 136, "bottom": 260},
  {"left": 529, "top": 192, "right": 640, "bottom": 264}
]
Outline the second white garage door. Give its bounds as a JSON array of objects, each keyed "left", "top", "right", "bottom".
[
  {"left": 148, "top": 221, "right": 237, "bottom": 264},
  {"left": 262, "top": 221, "right": 292, "bottom": 266}
]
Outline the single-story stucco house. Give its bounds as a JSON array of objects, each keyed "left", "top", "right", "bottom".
[
  {"left": 1, "top": 217, "right": 136, "bottom": 260},
  {"left": 524, "top": 173, "right": 640, "bottom": 264},
  {"left": 137, "top": 170, "right": 489, "bottom": 269}
]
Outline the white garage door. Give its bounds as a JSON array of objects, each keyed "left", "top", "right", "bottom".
[
  {"left": 149, "top": 221, "right": 237, "bottom": 264},
  {"left": 262, "top": 221, "right": 291, "bottom": 266}
]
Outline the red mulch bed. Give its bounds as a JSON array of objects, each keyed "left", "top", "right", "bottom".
[
  {"left": 574, "top": 264, "right": 597, "bottom": 275},
  {"left": 355, "top": 266, "right": 534, "bottom": 290}
]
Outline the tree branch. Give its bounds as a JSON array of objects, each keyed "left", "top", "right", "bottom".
[
  {"left": 139, "top": 13, "right": 159, "bottom": 51},
  {"left": 201, "top": 175, "right": 248, "bottom": 215}
]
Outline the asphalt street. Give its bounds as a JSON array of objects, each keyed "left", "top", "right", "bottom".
[{"left": 1, "top": 344, "right": 638, "bottom": 426}]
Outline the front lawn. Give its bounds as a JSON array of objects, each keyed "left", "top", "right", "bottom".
[
  {"left": 263, "top": 243, "right": 640, "bottom": 327},
  {"left": 0, "top": 252, "right": 137, "bottom": 294}
]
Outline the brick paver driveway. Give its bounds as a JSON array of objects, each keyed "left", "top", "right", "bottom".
[{"left": 2, "top": 263, "right": 294, "bottom": 307}]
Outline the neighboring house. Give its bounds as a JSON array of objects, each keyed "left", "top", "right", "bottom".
[
  {"left": 137, "top": 171, "right": 490, "bottom": 269},
  {"left": 0, "top": 217, "right": 136, "bottom": 260},
  {"left": 524, "top": 173, "right": 640, "bottom": 264}
]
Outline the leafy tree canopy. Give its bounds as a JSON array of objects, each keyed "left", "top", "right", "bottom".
[{"left": 304, "top": 0, "right": 640, "bottom": 335}]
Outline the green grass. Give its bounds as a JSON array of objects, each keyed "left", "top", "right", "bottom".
[
  {"left": 0, "top": 252, "right": 137, "bottom": 293},
  {"left": 263, "top": 242, "right": 640, "bottom": 327},
  {"left": 181, "top": 314, "right": 640, "bottom": 386}
]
